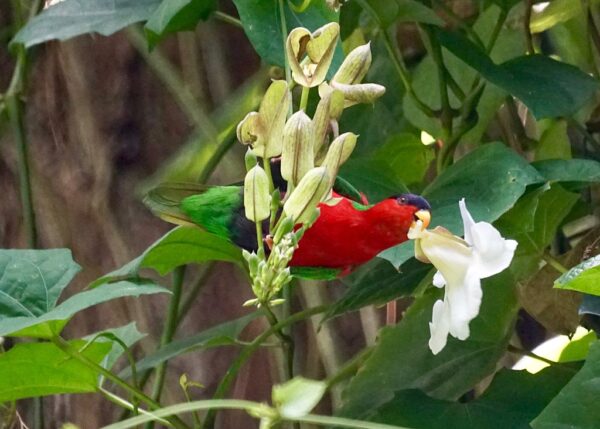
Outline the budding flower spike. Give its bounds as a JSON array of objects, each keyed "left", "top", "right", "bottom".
[{"left": 408, "top": 199, "right": 518, "bottom": 355}]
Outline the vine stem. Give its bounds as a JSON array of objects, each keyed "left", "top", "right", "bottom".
[
  {"left": 262, "top": 304, "right": 296, "bottom": 384},
  {"left": 202, "top": 305, "right": 328, "bottom": 429},
  {"left": 299, "top": 86, "right": 310, "bottom": 112},
  {"left": 213, "top": 11, "right": 243, "bottom": 28},
  {"left": 105, "top": 399, "right": 409, "bottom": 429},
  {"left": 49, "top": 336, "right": 189, "bottom": 429},
  {"left": 279, "top": 0, "right": 293, "bottom": 117},
  {"left": 145, "top": 266, "right": 187, "bottom": 429}
]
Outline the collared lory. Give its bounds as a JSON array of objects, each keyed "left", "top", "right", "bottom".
[{"left": 145, "top": 171, "right": 431, "bottom": 276}]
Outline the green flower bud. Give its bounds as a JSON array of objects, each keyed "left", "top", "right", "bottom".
[
  {"left": 330, "top": 82, "right": 386, "bottom": 107},
  {"left": 244, "top": 165, "right": 271, "bottom": 222},
  {"left": 274, "top": 217, "right": 295, "bottom": 244},
  {"left": 237, "top": 81, "right": 290, "bottom": 158},
  {"left": 313, "top": 89, "right": 345, "bottom": 157},
  {"left": 281, "top": 111, "right": 315, "bottom": 186},
  {"left": 322, "top": 132, "right": 357, "bottom": 185},
  {"left": 283, "top": 167, "right": 331, "bottom": 224},
  {"left": 286, "top": 23, "right": 340, "bottom": 88},
  {"left": 333, "top": 42, "right": 372, "bottom": 85},
  {"left": 245, "top": 148, "right": 258, "bottom": 171}
]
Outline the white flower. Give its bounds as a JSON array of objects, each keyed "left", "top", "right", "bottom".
[{"left": 408, "top": 199, "right": 518, "bottom": 354}]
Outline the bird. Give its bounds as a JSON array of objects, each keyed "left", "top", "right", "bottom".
[{"left": 145, "top": 169, "right": 431, "bottom": 278}]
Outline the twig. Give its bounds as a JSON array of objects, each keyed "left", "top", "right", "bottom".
[{"left": 213, "top": 11, "right": 243, "bottom": 29}]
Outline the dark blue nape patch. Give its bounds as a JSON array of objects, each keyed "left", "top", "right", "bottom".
[{"left": 395, "top": 193, "right": 431, "bottom": 211}]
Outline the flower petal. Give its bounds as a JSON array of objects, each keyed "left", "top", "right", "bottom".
[
  {"left": 459, "top": 198, "right": 476, "bottom": 245},
  {"left": 432, "top": 271, "right": 446, "bottom": 288},
  {"left": 429, "top": 299, "right": 450, "bottom": 355},
  {"left": 470, "top": 222, "right": 518, "bottom": 279},
  {"left": 445, "top": 268, "right": 482, "bottom": 340}
]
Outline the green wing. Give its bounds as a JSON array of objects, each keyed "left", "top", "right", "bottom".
[{"left": 144, "top": 183, "right": 242, "bottom": 241}]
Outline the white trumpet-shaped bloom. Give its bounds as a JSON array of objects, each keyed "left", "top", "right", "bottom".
[{"left": 408, "top": 199, "right": 518, "bottom": 354}]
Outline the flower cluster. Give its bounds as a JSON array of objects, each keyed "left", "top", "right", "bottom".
[
  {"left": 408, "top": 199, "right": 518, "bottom": 354},
  {"left": 237, "top": 23, "right": 385, "bottom": 307}
]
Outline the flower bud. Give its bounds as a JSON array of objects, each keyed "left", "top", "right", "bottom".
[
  {"left": 244, "top": 165, "right": 271, "bottom": 222},
  {"left": 274, "top": 217, "right": 295, "bottom": 244},
  {"left": 245, "top": 148, "right": 258, "bottom": 171},
  {"left": 322, "top": 132, "right": 357, "bottom": 185},
  {"left": 283, "top": 167, "right": 331, "bottom": 224},
  {"left": 313, "top": 89, "right": 345, "bottom": 156},
  {"left": 286, "top": 23, "right": 340, "bottom": 88},
  {"left": 333, "top": 42, "right": 372, "bottom": 85},
  {"left": 281, "top": 111, "right": 315, "bottom": 186},
  {"left": 237, "top": 111, "right": 263, "bottom": 146},
  {"left": 257, "top": 80, "right": 290, "bottom": 158},
  {"left": 330, "top": 82, "right": 386, "bottom": 107}
]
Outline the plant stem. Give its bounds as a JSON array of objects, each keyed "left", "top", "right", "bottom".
[
  {"left": 542, "top": 253, "right": 568, "bottom": 274},
  {"left": 262, "top": 304, "right": 295, "bottom": 381},
  {"left": 431, "top": 0, "right": 485, "bottom": 50},
  {"left": 202, "top": 305, "right": 328, "bottom": 429},
  {"left": 278, "top": 0, "right": 292, "bottom": 101},
  {"left": 326, "top": 348, "right": 373, "bottom": 390},
  {"left": 50, "top": 336, "right": 189, "bottom": 429},
  {"left": 299, "top": 86, "right": 310, "bottom": 112},
  {"left": 177, "top": 263, "right": 216, "bottom": 324},
  {"left": 213, "top": 11, "right": 243, "bottom": 28},
  {"left": 145, "top": 266, "right": 187, "bottom": 429},
  {"left": 106, "top": 399, "right": 408, "bottom": 429},
  {"left": 507, "top": 344, "right": 557, "bottom": 366},
  {"left": 524, "top": 0, "right": 535, "bottom": 55},
  {"left": 99, "top": 388, "right": 174, "bottom": 427},
  {"left": 256, "top": 220, "right": 265, "bottom": 255}
]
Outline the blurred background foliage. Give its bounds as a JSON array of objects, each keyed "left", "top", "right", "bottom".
[{"left": 2, "top": 0, "right": 600, "bottom": 428}]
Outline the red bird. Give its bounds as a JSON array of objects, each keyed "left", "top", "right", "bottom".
[{"left": 146, "top": 178, "right": 431, "bottom": 277}]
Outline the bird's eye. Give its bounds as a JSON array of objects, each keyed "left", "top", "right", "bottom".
[{"left": 398, "top": 196, "right": 407, "bottom": 204}]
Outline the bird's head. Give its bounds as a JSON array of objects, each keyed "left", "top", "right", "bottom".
[{"left": 394, "top": 193, "right": 431, "bottom": 230}]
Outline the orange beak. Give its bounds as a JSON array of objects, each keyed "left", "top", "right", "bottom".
[{"left": 413, "top": 209, "right": 431, "bottom": 230}]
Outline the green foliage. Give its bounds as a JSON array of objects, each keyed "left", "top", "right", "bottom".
[
  {"left": 368, "top": 364, "right": 579, "bottom": 429},
  {"left": 120, "top": 312, "right": 257, "bottom": 377},
  {"left": 0, "top": 340, "right": 111, "bottom": 402},
  {"left": 232, "top": 0, "right": 343, "bottom": 71},
  {"left": 365, "top": 0, "right": 443, "bottom": 28},
  {"left": 145, "top": 0, "right": 216, "bottom": 47},
  {"left": 340, "top": 272, "right": 518, "bottom": 417},
  {"left": 12, "top": 0, "right": 161, "bottom": 48},
  {"left": 435, "top": 29, "right": 599, "bottom": 118},
  {"left": 93, "top": 226, "right": 244, "bottom": 286},
  {"left": 532, "top": 341, "right": 600, "bottom": 429},
  {"left": 556, "top": 255, "right": 600, "bottom": 296}
]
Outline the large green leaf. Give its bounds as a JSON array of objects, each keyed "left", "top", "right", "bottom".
[
  {"left": 120, "top": 312, "right": 257, "bottom": 378},
  {"left": 93, "top": 226, "right": 244, "bottom": 286},
  {"left": 365, "top": 0, "right": 443, "bottom": 28},
  {"left": 530, "top": 0, "right": 584, "bottom": 33},
  {"left": 532, "top": 158, "right": 600, "bottom": 185},
  {"left": 0, "top": 340, "right": 111, "bottom": 402},
  {"left": 326, "top": 258, "right": 432, "bottom": 320},
  {"left": 144, "top": 0, "right": 216, "bottom": 47},
  {"left": 368, "top": 365, "right": 578, "bottom": 429},
  {"left": 380, "top": 143, "right": 543, "bottom": 268},
  {"left": 435, "top": 28, "right": 599, "bottom": 118},
  {"left": 0, "top": 280, "right": 168, "bottom": 338},
  {"left": 340, "top": 272, "right": 518, "bottom": 418},
  {"left": 555, "top": 255, "right": 600, "bottom": 296},
  {"left": 532, "top": 341, "right": 600, "bottom": 429},
  {"left": 232, "top": 0, "right": 343, "bottom": 73},
  {"left": 0, "top": 249, "right": 80, "bottom": 319},
  {"left": 12, "top": 0, "right": 161, "bottom": 48},
  {"left": 509, "top": 185, "right": 579, "bottom": 279}
]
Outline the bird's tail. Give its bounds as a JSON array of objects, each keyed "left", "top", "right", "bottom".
[{"left": 144, "top": 182, "right": 211, "bottom": 226}]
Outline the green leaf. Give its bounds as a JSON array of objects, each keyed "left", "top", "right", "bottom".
[
  {"left": 535, "top": 119, "right": 572, "bottom": 161},
  {"left": 339, "top": 160, "right": 409, "bottom": 203},
  {"left": 533, "top": 158, "right": 600, "bottom": 184},
  {"left": 273, "top": 377, "right": 327, "bottom": 419},
  {"left": 559, "top": 331, "right": 598, "bottom": 362},
  {"left": 0, "top": 340, "right": 111, "bottom": 402},
  {"left": 93, "top": 226, "right": 244, "bottom": 286},
  {"left": 532, "top": 341, "right": 600, "bottom": 429},
  {"left": 435, "top": 28, "right": 599, "bottom": 118},
  {"left": 232, "top": 0, "right": 343, "bottom": 73},
  {"left": 381, "top": 143, "right": 543, "bottom": 269},
  {"left": 340, "top": 272, "right": 518, "bottom": 418},
  {"left": 290, "top": 266, "right": 341, "bottom": 280},
  {"left": 12, "top": 0, "right": 161, "bottom": 48},
  {"left": 487, "top": 0, "right": 521, "bottom": 11},
  {"left": 0, "top": 249, "right": 80, "bottom": 319},
  {"left": 510, "top": 185, "right": 579, "bottom": 279},
  {"left": 369, "top": 364, "right": 578, "bottom": 429},
  {"left": 555, "top": 255, "right": 600, "bottom": 296},
  {"left": 144, "top": 0, "right": 216, "bottom": 47},
  {"left": 120, "top": 312, "right": 257, "bottom": 378},
  {"left": 365, "top": 0, "right": 444, "bottom": 28},
  {"left": 85, "top": 323, "right": 147, "bottom": 370},
  {"left": 530, "top": 0, "right": 583, "bottom": 33},
  {"left": 326, "top": 258, "right": 432, "bottom": 319},
  {"left": 0, "top": 280, "right": 168, "bottom": 338}
]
